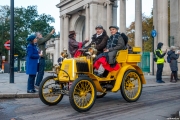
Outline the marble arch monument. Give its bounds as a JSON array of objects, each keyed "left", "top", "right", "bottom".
[{"left": 55, "top": 0, "right": 180, "bottom": 75}]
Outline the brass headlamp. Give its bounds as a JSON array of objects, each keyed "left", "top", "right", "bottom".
[
  {"left": 87, "top": 42, "right": 97, "bottom": 58},
  {"left": 63, "top": 48, "right": 68, "bottom": 58}
]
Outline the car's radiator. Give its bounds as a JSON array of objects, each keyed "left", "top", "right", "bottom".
[{"left": 76, "top": 62, "right": 89, "bottom": 72}]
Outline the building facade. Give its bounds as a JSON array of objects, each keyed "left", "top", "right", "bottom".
[
  {"left": 54, "top": 0, "right": 180, "bottom": 75},
  {"left": 46, "top": 37, "right": 60, "bottom": 65}
]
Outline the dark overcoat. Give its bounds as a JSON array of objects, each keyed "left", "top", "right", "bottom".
[
  {"left": 26, "top": 43, "right": 39, "bottom": 75},
  {"left": 86, "top": 30, "right": 109, "bottom": 55},
  {"left": 167, "top": 50, "right": 179, "bottom": 71}
]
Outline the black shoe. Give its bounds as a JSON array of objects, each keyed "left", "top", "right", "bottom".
[
  {"left": 96, "top": 73, "right": 103, "bottom": 77},
  {"left": 156, "top": 80, "right": 165, "bottom": 83},
  {"left": 33, "top": 89, "right": 37, "bottom": 92},
  {"left": 94, "top": 71, "right": 102, "bottom": 77},
  {"left": 160, "top": 80, "right": 165, "bottom": 83},
  {"left": 27, "top": 90, "right": 36, "bottom": 93}
]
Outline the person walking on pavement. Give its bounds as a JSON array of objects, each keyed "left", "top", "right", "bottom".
[
  {"left": 35, "top": 29, "right": 55, "bottom": 88},
  {"left": 26, "top": 35, "right": 43, "bottom": 93},
  {"left": 167, "top": 46, "right": 180, "bottom": 83},
  {"left": 155, "top": 42, "right": 167, "bottom": 83}
]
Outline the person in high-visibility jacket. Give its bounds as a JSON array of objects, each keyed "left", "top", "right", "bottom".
[{"left": 155, "top": 42, "right": 167, "bottom": 83}]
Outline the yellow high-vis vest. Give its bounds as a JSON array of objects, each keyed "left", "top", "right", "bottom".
[{"left": 155, "top": 49, "right": 165, "bottom": 64}]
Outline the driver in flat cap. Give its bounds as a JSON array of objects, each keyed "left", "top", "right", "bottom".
[{"left": 85, "top": 25, "right": 109, "bottom": 55}]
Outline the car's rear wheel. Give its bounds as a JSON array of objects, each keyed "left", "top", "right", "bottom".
[{"left": 120, "top": 69, "right": 142, "bottom": 102}]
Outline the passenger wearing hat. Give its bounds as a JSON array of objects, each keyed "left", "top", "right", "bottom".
[
  {"left": 94, "top": 25, "right": 125, "bottom": 77},
  {"left": 26, "top": 35, "right": 42, "bottom": 93},
  {"left": 104, "top": 25, "right": 126, "bottom": 64},
  {"left": 68, "top": 30, "right": 89, "bottom": 57},
  {"left": 85, "top": 25, "right": 109, "bottom": 55}
]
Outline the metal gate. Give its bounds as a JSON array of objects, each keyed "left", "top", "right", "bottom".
[{"left": 138, "top": 52, "right": 150, "bottom": 73}]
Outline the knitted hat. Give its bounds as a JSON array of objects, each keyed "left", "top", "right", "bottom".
[
  {"left": 109, "top": 25, "right": 119, "bottom": 30},
  {"left": 26, "top": 35, "right": 36, "bottom": 42}
]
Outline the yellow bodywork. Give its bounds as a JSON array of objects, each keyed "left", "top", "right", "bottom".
[{"left": 57, "top": 47, "right": 146, "bottom": 93}]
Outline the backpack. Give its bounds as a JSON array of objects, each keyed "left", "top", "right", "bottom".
[
  {"left": 167, "top": 55, "right": 171, "bottom": 63},
  {"left": 121, "top": 33, "right": 128, "bottom": 45},
  {"left": 153, "top": 52, "right": 157, "bottom": 62}
]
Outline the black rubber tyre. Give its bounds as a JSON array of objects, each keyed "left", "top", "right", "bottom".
[
  {"left": 69, "top": 77, "right": 96, "bottom": 112},
  {"left": 39, "top": 76, "right": 63, "bottom": 105},
  {"left": 120, "top": 69, "right": 142, "bottom": 102},
  {"left": 96, "top": 92, "right": 107, "bottom": 98}
]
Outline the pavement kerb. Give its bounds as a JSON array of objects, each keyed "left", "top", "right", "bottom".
[
  {"left": 0, "top": 93, "right": 39, "bottom": 99},
  {"left": 0, "top": 82, "right": 178, "bottom": 99}
]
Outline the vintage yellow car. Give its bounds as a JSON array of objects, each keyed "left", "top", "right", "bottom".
[{"left": 39, "top": 47, "right": 146, "bottom": 112}]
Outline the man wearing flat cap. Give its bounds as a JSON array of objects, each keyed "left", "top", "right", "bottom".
[
  {"left": 85, "top": 25, "right": 109, "bottom": 55},
  {"left": 68, "top": 30, "right": 89, "bottom": 57}
]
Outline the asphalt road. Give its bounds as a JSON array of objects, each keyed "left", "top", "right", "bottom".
[{"left": 0, "top": 84, "right": 180, "bottom": 120}]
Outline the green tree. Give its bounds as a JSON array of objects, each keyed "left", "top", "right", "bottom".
[
  {"left": 127, "top": 3, "right": 170, "bottom": 52},
  {"left": 0, "top": 5, "right": 55, "bottom": 59},
  {"left": 126, "top": 14, "right": 153, "bottom": 52}
]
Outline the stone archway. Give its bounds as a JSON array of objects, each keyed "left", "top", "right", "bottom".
[{"left": 74, "top": 16, "right": 85, "bottom": 42}]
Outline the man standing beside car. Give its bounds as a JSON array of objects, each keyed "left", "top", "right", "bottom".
[{"left": 35, "top": 29, "right": 55, "bottom": 88}]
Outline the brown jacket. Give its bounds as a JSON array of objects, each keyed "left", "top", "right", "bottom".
[
  {"left": 86, "top": 30, "right": 109, "bottom": 55},
  {"left": 68, "top": 38, "right": 87, "bottom": 57}
]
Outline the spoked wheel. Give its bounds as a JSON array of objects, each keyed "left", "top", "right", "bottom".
[
  {"left": 120, "top": 69, "right": 142, "bottom": 102},
  {"left": 39, "top": 76, "right": 63, "bottom": 105},
  {"left": 96, "top": 92, "right": 106, "bottom": 98},
  {"left": 69, "top": 77, "right": 96, "bottom": 112}
]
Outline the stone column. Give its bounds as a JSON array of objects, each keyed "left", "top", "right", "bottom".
[
  {"left": 153, "top": 0, "right": 158, "bottom": 75},
  {"left": 112, "top": 0, "right": 118, "bottom": 26},
  {"left": 63, "top": 14, "right": 70, "bottom": 51},
  {"left": 157, "top": 0, "right": 168, "bottom": 49},
  {"left": 178, "top": 0, "right": 180, "bottom": 76},
  {"left": 54, "top": 38, "right": 59, "bottom": 65},
  {"left": 104, "top": 1, "right": 113, "bottom": 36},
  {"left": 83, "top": 4, "right": 90, "bottom": 39},
  {"left": 157, "top": 0, "right": 169, "bottom": 75},
  {"left": 135, "top": 0, "right": 142, "bottom": 48},
  {"left": 178, "top": 0, "right": 180, "bottom": 46},
  {"left": 97, "top": 4, "right": 104, "bottom": 25},
  {"left": 60, "top": 15, "right": 64, "bottom": 52},
  {"left": 103, "top": 4, "right": 107, "bottom": 30},
  {"left": 89, "top": 3, "right": 98, "bottom": 39},
  {"left": 120, "top": 0, "right": 126, "bottom": 33},
  {"left": 153, "top": 0, "right": 158, "bottom": 49},
  {"left": 170, "top": 0, "right": 178, "bottom": 46}
]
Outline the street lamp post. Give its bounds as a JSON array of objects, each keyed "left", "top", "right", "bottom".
[{"left": 10, "top": 0, "right": 14, "bottom": 83}]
